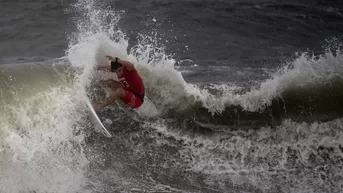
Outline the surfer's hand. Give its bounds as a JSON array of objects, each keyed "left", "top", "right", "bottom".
[{"left": 106, "top": 55, "right": 115, "bottom": 61}]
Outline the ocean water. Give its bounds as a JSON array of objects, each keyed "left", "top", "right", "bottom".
[{"left": 1, "top": 0, "right": 343, "bottom": 192}]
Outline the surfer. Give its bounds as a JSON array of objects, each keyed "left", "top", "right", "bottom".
[{"left": 92, "top": 56, "right": 145, "bottom": 111}]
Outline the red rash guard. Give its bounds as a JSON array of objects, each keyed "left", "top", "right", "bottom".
[{"left": 117, "top": 67, "right": 145, "bottom": 108}]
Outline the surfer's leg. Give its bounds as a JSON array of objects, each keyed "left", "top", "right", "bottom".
[
  {"left": 99, "top": 79, "right": 143, "bottom": 108},
  {"left": 110, "top": 87, "right": 126, "bottom": 100},
  {"left": 121, "top": 90, "right": 144, "bottom": 108},
  {"left": 96, "top": 87, "right": 126, "bottom": 110},
  {"left": 104, "top": 80, "right": 126, "bottom": 104},
  {"left": 100, "top": 79, "right": 122, "bottom": 90}
]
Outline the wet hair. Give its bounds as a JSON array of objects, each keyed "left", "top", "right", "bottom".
[{"left": 110, "top": 57, "right": 122, "bottom": 71}]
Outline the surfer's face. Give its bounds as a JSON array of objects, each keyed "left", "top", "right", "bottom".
[{"left": 115, "top": 67, "right": 123, "bottom": 76}]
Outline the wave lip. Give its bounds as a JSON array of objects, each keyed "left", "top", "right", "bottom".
[{"left": 179, "top": 50, "right": 343, "bottom": 127}]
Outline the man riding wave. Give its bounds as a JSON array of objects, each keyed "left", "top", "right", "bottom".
[{"left": 92, "top": 55, "right": 145, "bottom": 111}]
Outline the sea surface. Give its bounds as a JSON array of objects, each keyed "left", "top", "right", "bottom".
[{"left": 1, "top": 0, "right": 343, "bottom": 192}]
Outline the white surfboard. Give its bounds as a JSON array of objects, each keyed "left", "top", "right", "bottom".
[{"left": 86, "top": 99, "right": 112, "bottom": 138}]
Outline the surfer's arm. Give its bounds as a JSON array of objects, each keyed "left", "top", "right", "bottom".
[
  {"left": 117, "top": 58, "right": 135, "bottom": 71},
  {"left": 96, "top": 66, "right": 111, "bottom": 71}
]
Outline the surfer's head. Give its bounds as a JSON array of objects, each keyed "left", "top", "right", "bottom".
[
  {"left": 110, "top": 60, "right": 122, "bottom": 70},
  {"left": 109, "top": 57, "right": 123, "bottom": 73}
]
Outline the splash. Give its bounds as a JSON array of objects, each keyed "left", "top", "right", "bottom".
[
  {"left": 0, "top": 81, "right": 90, "bottom": 192},
  {"left": 67, "top": 0, "right": 343, "bottom": 122},
  {"left": 0, "top": 0, "right": 127, "bottom": 192},
  {"left": 65, "top": 0, "right": 194, "bottom": 116}
]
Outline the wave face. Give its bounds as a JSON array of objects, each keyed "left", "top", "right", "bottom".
[
  {"left": 1, "top": 0, "right": 343, "bottom": 192},
  {"left": 180, "top": 50, "right": 343, "bottom": 128}
]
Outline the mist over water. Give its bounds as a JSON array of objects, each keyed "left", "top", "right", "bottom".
[{"left": 0, "top": 0, "right": 343, "bottom": 192}]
